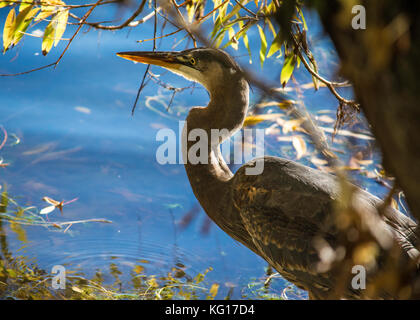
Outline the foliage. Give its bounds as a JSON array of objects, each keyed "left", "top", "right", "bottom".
[
  {"left": 0, "top": 0, "right": 311, "bottom": 87},
  {"left": 1, "top": 0, "right": 68, "bottom": 55}
]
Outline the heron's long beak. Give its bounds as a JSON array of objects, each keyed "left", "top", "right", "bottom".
[{"left": 116, "top": 51, "right": 182, "bottom": 70}]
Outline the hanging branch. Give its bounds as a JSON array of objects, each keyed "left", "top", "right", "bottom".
[{"left": 68, "top": 0, "right": 147, "bottom": 30}]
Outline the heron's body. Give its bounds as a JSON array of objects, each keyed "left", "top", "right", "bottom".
[{"left": 118, "top": 48, "right": 419, "bottom": 299}]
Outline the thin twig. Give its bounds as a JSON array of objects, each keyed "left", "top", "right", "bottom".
[{"left": 68, "top": 0, "right": 147, "bottom": 30}]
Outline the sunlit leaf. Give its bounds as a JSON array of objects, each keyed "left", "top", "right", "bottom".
[
  {"left": 0, "top": 1, "right": 10, "bottom": 9},
  {"left": 12, "top": 6, "right": 40, "bottom": 46},
  {"left": 243, "top": 113, "right": 283, "bottom": 127},
  {"left": 54, "top": 9, "right": 68, "bottom": 46},
  {"left": 257, "top": 25, "right": 267, "bottom": 68},
  {"left": 3, "top": 8, "right": 16, "bottom": 52},
  {"left": 280, "top": 53, "right": 296, "bottom": 87},
  {"left": 292, "top": 136, "right": 307, "bottom": 159},
  {"left": 209, "top": 283, "right": 219, "bottom": 298},
  {"left": 237, "top": 19, "right": 252, "bottom": 63},
  {"left": 39, "top": 205, "right": 56, "bottom": 215},
  {"left": 43, "top": 196, "right": 61, "bottom": 206},
  {"left": 228, "top": 27, "right": 238, "bottom": 50},
  {"left": 71, "top": 286, "right": 83, "bottom": 293},
  {"left": 221, "top": 0, "right": 249, "bottom": 24},
  {"left": 133, "top": 265, "right": 144, "bottom": 274},
  {"left": 267, "top": 32, "right": 282, "bottom": 58},
  {"left": 186, "top": 0, "right": 195, "bottom": 23},
  {"left": 35, "top": 9, "right": 55, "bottom": 22},
  {"left": 391, "top": 198, "right": 399, "bottom": 210},
  {"left": 297, "top": 7, "right": 308, "bottom": 30},
  {"left": 19, "top": 0, "right": 33, "bottom": 12},
  {"left": 42, "top": 16, "right": 56, "bottom": 55}
]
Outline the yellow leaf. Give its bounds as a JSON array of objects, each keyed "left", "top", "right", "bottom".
[
  {"left": 19, "top": 0, "right": 33, "bottom": 12},
  {"left": 257, "top": 25, "right": 267, "bottom": 68},
  {"left": 71, "top": 286, "right": 83, "bottom": 293},
  {"left": 292, "top": 136, "right": 307, "bottom": 160},
  {"left": 35, "top": 10, "right": 55, "bottom": 22},
  {"left": 133, "top": 265, "right": 144, "bottom": 274},
  {"left": 280, "top": 53, "right": 296, "bottom": 87},
  {"left": 12, "top": 6, "right": 40, "bottom": 45},
  {"left": 54, "top": 9, "right": 68, "bottom": 46},
  {"left": 186, "top": 0, "right": 195, "bottom": 23},
  {"left": 243, "top": 113, "right": 283, "bottom": 127},
  {"left": 391, "top": 198, "right": 399, "bottom": 210},
  {"left": 0, "top": 1, "right": 10, "bottom": 9},
  {"left": 228, "top": 27, "right": 238, "bottom": 50},
  {"left": 42, "top": 18, "right": 55, "bottom": 55},
  {"left": 267, "top": 32, "right": 282, "bottom": 58},
  {"left": 209, "top": 283, "right": 219, "bottom": 298},
  {"left": 3, "top": 8, "right": 16, "bottom": 52}
]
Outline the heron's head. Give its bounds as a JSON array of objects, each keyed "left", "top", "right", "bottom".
[{"left": 117, "top": 47, "right": 244, "bottom": 92}]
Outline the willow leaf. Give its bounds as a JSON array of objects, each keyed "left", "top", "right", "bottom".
[
  {"left": 19, "top": 0, "right": 33, "bottom": 12},
  {"left": 267, "top": 31, "right": 282, "bottom": 58},
  {"left": 3, "top": 8, "right": 16, "bottom": 52},
  {"left": 42, "top": 17, "right": 56, "bottom": 55},
  {"left": 228, "top": 27, "right": 238, "bottom": 50},
  {"left": 0, "top": 1, "right": 10, "bottom": 9},
  {"left": 257, "top": 25, "right": 267, "bottom": 68},
  {"left": 280, "top": 54, "right": 296, "bottom": 87},
  {"left": 12, "top": 6, "right": 40, "bottom": 45},
  {"left": 53, "top": 9, "right": 68, "bottom": 46},
  {"left": 238, "top": 20, "right": 252, "bottom": 63}
]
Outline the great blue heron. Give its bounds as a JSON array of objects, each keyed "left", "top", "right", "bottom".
[{"left": 117, "top": 47, "right": 419, "bottom": 299}]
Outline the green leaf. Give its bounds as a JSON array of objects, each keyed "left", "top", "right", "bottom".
[
  {"left": 210, "top": 16, "right": 222, "bottom": 40},
  {"left": 19, "top": 0, "right": 33, "bottom": 12},
  {"left": 228, "top": 27, "right": 238, "bottom": 50},
  {"left": 238, "top": 19, "right": 252, "bottom": 63},
  {"left": 0, "top": 1, "right": 10, "bottom": 9},
  {"left": 53, "top": 9, "right": 68, "bottom": 46},
  {"left": 297, "top": 7, "right": 308, "bottom": 30},
  {"left": 3, "top": 8, "right": 16, "bottom": 53},
  {"left": 280, "top": 53, "right": 296, "bottom": 87},
  {"left": 221, "top": 0, "right": 249, "bottom": 24},
  {"left": 41, "top": 9, "right": 68, "bottom": 55},
  {"left": 12, "top": 5, "right": 40, "bottom": 46},
  {"left": 42, "top": 17, "right": 55, "bottom": 55},
  {"left": 267, "top": 31, "right": 282, "bottom": 58},
  {"left": 257, "top": 25, "right": 267, "bottom": 68}
]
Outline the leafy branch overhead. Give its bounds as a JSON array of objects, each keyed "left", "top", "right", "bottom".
[
  {"left": 0, "top": 0, "right": 358, "bottom": 119},
  {"left": 2, "top": 0, "right": 68, "bottom": 55}
]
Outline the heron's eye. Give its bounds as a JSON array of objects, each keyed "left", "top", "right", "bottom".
[{"left": 190, "top": 57, "right": 196, "bottom": 65}]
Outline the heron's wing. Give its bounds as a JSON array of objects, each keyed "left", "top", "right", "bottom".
[
  {"left": 231, "top": 157, "right": 419, "bottom": 298},
  {"left": 232, "top": 157, "right": 340, "bottom": 297}
]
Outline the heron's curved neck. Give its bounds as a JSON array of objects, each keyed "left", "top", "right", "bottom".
[{"left": 183, "top": 77, "right": 249, "bottom": 217}]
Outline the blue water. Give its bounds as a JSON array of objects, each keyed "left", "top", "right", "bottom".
[{"left": 0, "top": 4, "right": 394, "bottom": 299}]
